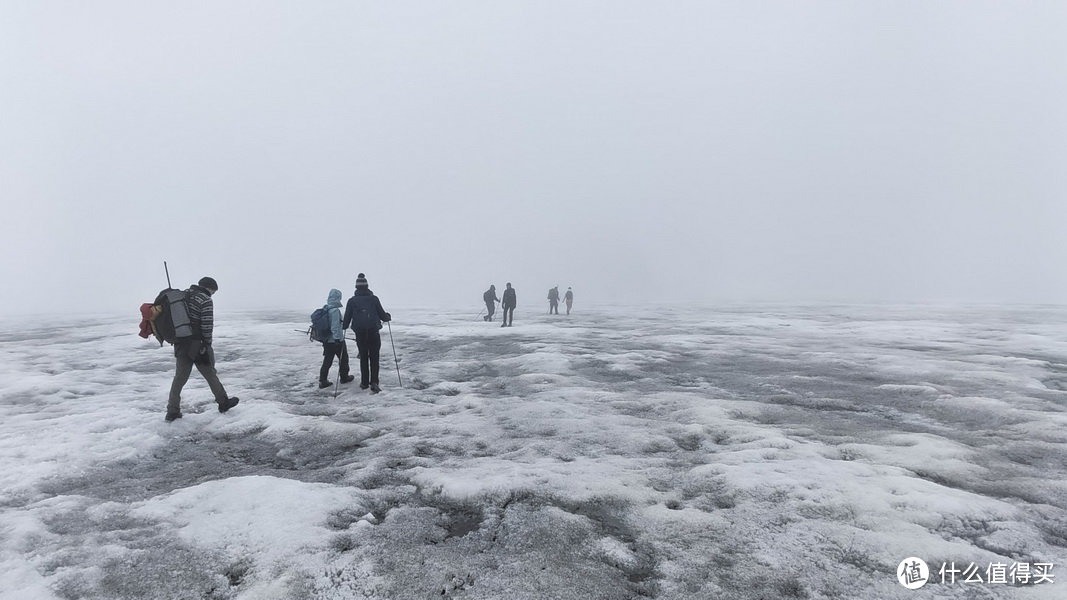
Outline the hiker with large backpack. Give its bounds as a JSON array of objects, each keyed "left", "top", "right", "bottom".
[
  {"left": 314, "top": 289, "right": 355, "bottom": 389},
  {"left": 482, "top": 284, "right": 500, "bottom": 321},
  {"left": 547, "top": 285, "right": 560, "bottom": 315},
  {"left": 342, "top": 273, "right": 392, "bottom": 393},
  {"left": 163, "top": 277, "right": 239, "bottom": 422}
]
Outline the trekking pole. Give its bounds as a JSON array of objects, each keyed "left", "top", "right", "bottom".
[
  {"left": 164, "top": 261, "right": 172, "bottom": 288},
  {"left": 476, "top": 308, "right": 486, "bottom": 321},
  {"left": 387, "top": 321, "right": 402, "bottom": 388}
]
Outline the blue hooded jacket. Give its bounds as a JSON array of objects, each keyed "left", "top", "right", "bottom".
[{"left": 327, "top": 289, "right": 344, "bottom": 342}]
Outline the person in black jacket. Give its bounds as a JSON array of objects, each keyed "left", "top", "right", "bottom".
[
  {"left": 166, "top": 277, "right": 239, "bottom": 421},
  {"left": 483, "top": 285, "right": 499, "bottom": 321},
  {"left": 342, "top": 273, "right": 392, "bottom": 393},
  {"left": 501, "top": 282, "right": 516, "bottom": 327}
]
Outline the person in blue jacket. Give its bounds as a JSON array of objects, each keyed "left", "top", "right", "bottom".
[
  {"left": 342, "top": 273, "right": 392, "bottom": 393},
  {"left": 319, "top": 288, "right": 354, "bottom": 389}
]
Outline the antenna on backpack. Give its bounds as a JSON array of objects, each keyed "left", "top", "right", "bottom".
[{"left": 164, "top": 261, "right": 172, "bottom": 289}]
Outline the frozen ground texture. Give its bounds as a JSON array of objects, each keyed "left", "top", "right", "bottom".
[{"left": 1, "top": 304, "right": 1065, "bottom": 599}]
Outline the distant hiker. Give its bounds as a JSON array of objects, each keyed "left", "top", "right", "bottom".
[
  {"left": 166, "top": 277, "right": 239, "bottom": 422},
  {"left": 501, "top": 282, "right": 516, "bottom": 327},
  {"left": 318, "top": 289, "right": 355, "bottom": 389},
  {"left": 547, "top": 285, "right": 560, "bottom": 315},
  {"left": 483, "top": 285, "right": 500, "bottom": 321},
  {"left": 342, "top": 273, "right": 392, "bottom": 393},
  {"left": 564, "top": 287, "right": 574, "bottom": 315}
]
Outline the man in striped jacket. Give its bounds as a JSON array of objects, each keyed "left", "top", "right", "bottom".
[{"left": 166, "top": 276, "right": 240, "bottom": 422}]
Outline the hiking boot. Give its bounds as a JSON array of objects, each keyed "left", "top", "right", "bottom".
[
  {"left": 370, "top": 384, "right": 381, "bottom": 394},
  {"left": 165, "top": 411, "right": 183, "bottom": 423},
  {"left": 319, "top": 380, "right": 332, "bottom": 389},
  {"left": 340, "top": 375, "right": 355, "bottom": 384},
  {"left": 218, "top": 397, "right": 240, "bottom": 413},
  {"left": 359, "top": 383, "right": 369, "bottom": 390}
]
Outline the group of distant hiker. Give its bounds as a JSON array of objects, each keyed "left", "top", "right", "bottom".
[
  {"left": 482, "top": 283, "right": 517, "bottom": 326},
  {"left": 547, "top": 285, "right": 574, "bottom": 315},
  {"left": 482, "top": 284, "right": 574, "bottom": 325}
]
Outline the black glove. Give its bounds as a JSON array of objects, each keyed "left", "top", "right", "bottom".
[
  {"left": 382, "top": 313, "right": 392, "bottom": 323},
  {"left": 195, "top": 343, "right": 215, "bottom": 366}
]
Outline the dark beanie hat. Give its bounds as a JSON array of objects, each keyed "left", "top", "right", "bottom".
[
  {"left": 198, "top": 276, "right": 218, "bottom": 292},
  {"left": 356, "top": 273, "right": 368, "bottom": 288}
]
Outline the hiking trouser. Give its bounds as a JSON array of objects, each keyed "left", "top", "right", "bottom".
[
  {"left": 485, "top": 301, "right": 495, "bottom": 320},
  {"left": 502, "top": 305, "right": 515, "bottom": 326},
  {"left": 168, "top": 342, "right": 227, "bottom": 414},
  {"left": 353, "top": 328, "right": 382, "bottom": 385},
  {"left": 549, "top": 301, "right": 559, "bottom": 314},
  {"left": 566, "top": 300, "right": 572, "bottom": 314},
  {"left": 320, "top": 340, "right": 351, "bottom": 383}
]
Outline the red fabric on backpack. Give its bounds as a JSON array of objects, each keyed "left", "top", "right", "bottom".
[{"left": 139, "top": 303, "right": 156, "bottom": 339}]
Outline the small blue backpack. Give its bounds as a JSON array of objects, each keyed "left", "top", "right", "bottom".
[{"left": 309, "top": 306, "right": 332, "bottom": 342}]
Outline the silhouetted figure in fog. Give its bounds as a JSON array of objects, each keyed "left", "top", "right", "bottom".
[
  {"left": 501, "top": 282, "right": 516, "bottom": 327},
  {"left": 547, "top": 285, "right": 560, "bottom": 314},
  {"left": 564, "top": 287, "right": 574, "bottom": 315},
  {"left": 483, "top": 285, "right": 499, "bottom": 321}
]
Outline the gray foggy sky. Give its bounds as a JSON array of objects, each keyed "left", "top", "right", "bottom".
[{"left": 2, "top": 1, "right": 1065, "bottom": 316}]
